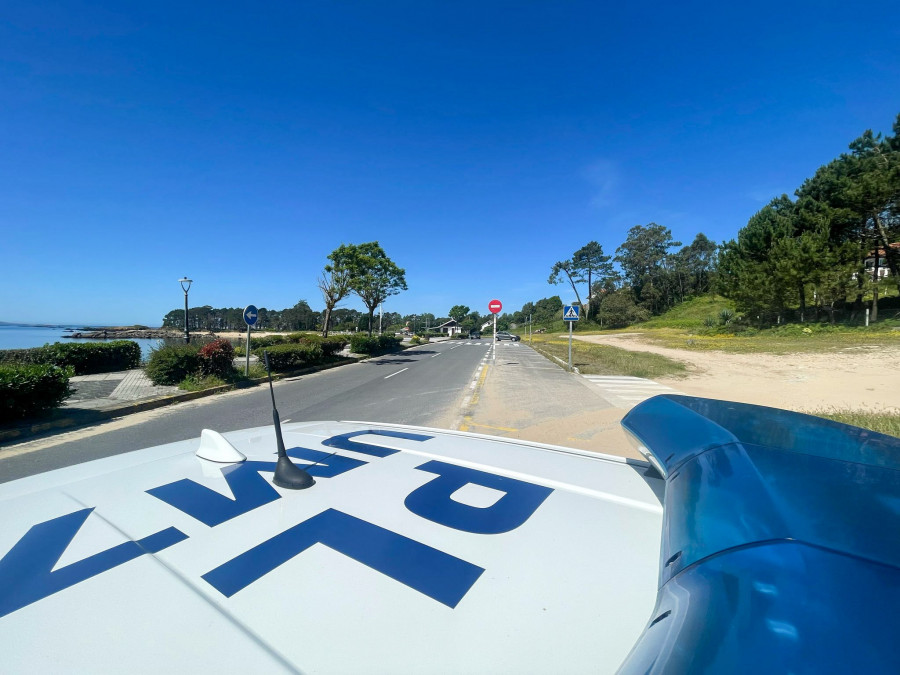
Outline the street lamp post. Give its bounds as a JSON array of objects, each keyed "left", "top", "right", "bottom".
[{"left": 179, "top": 277, "right": 193, "bottom": 343}]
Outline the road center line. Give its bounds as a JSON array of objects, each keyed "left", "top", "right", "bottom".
[
  {"left": 431, "top": 353, "right": 441, "bottom": 358},
  {"left": 384, "top": 368, "right": 409, "bottom": 379}
]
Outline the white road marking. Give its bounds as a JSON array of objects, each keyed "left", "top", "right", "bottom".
[
  {"left": 582, "top": 375, "right": 680, "bottom": 409},
  {"left": 384, "top": 368, "right": 409, "bottom": 379}
]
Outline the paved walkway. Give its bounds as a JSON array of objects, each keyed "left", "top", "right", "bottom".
[{"left": 65, "top": 370, "right": 180, "bottom": 410}]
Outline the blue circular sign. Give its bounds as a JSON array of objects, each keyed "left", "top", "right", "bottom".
[{"left": 243, "top": 305, "right": 259, "bottom": 326}]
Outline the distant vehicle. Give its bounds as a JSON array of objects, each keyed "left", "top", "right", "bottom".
[
  {"left": 495, "top": 331, "right": 520, "bottom": 341},
  {"left": 468, "top": 330, "right": 481, "bottom": 339}
]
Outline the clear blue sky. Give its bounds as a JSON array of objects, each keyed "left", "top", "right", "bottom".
[{"left": 2, "top": 1, "right": 898, "bottom": 325}]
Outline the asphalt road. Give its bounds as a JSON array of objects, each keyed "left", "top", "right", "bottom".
[{"left": 0, "top": 340, "right": 497, "bottom": 483}]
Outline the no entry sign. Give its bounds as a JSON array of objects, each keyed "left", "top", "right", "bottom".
[{"left": 488, "top": 299, "right": 502, "bottom": 314}]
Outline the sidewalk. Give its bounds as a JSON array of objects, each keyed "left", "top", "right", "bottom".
[
  {"left": 459, "top": 344, "right": 644, "bottom": 461},
  {"left": 64, "top": 370, "right": 180, "bottom": 411}
]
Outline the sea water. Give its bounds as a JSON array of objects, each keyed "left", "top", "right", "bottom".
[{"left": 0, "top": 325, "right": 163, "bottom": 360}]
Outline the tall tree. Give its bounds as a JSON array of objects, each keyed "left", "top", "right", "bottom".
[
  {"left": 318, "top": 244, "right": 354, "bottom": 337},
  {"left": 572, "top": 241, "right": 613, "bottom": 319},
  {"left": 448, "top": 305, "right": 470, "bottom": 323},
  {"left": 533, "top": 295, "right": 563, "bottom": 327},
  {"left": 718, "top": 196, "right": 799, "bottom": 323},
  {"left": 614, "top": 223, "right": 681, "bottom": 314},
  {"left": 674, "top": 233, "right": 719, "bottom": 298},
  {"left": 346, "top": 242, "right": 408, "bottom": 336},
  {"left": 548, "top": 259, "right": 584, "bottom": 308}
]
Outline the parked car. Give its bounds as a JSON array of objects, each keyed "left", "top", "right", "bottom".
[
  {"left": 468, "top": 330, "right": 481, "bottom": 339},
  {"left": 495, "top": 331, "right": 520, "bottom": 341}
]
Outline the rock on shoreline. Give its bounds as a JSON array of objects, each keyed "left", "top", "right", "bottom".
[{"left": 64, "top": 329, "right": 181, "bottom": 339}]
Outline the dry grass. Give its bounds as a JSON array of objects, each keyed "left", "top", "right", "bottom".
[
  {"left": 527, "top": 333, "right": 687, "bottom": 378},
  {"left": 637, "top": 326, "right": 900, "bottom": 354},
  {"left": 810, "top": 408, "right": 900, "bottom": 439}
]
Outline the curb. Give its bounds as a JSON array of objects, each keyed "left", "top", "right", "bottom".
[{"left": 0, "top": 357, "right": 358, "bottom": 445}]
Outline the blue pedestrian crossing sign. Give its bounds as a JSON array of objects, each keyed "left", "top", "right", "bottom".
[
  {"left": 243, "top": 305, "right": 259, "bottom": 326},
  {"left": 563, "top": 305, "right": 580, "bottom": 321}
]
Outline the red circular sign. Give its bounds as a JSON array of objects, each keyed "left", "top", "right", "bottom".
[{"left": 488, "top": 299, "right": 502, "bottom": 314}]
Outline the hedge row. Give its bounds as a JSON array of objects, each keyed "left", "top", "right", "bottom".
[
  {"left": 0, "top": 340, "right": 141, "bottom": 375},
  {"left": 236, "top": 333, "right": 348, "bottom": 356},
  {"left": 349, "top": 334, "right": 402, "bottom": 354},
  {"left": 145, "top": 334, "right": 348, "bottom": 385},
  {"left": 0, "top": 363, "right": 73, "bottom": 422},
  {"left": 260, "top": 343, "right": 324, "bottom": 370}
]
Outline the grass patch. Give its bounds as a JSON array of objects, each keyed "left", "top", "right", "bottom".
[
  {"left": 176, "top": 363, "right": 271, "bottom": 391},
  {"left": 529, "top": 333, "right": 687, "bottom": 378},
  {"left": 639, "top": 323, "right": 900, "bottom": 354},
  {"left": 636, "top": 295, "right": 737, "bottom": 330},
  {"left": 810, "top": 408, "right": 900, "bottom": 439},
  {"left": 178, "top": 374, "right": 229, "bottom": 391}
]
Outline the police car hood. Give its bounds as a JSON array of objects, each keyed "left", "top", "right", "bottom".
[{"left": 0, "top": 421, "right": 663, "bottom": 674}]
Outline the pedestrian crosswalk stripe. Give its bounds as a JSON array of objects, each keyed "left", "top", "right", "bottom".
[{"left": 582, "top": 375, "right": 680, "bottom": 409}]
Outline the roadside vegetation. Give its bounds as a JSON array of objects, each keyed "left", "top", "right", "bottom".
[
  {"left": 527, "top": 333, "right": 687, "bottom": 379},
  {"left": 811, "top": 408, "right": 900, "bottom": 439},
  {"left": 0, "top": 340, "right": 141, "bottom": 375},
  {"left": 600, "top": 295, "right": 900, "bottom": 354},
  {"left": 0, "top": 363, "right": 74, "bottom": 422},
  {"left": 0, "top": 341, "right": 142, "bottom": 422},
  {"left": 146, "top": 335, "right": 355, "bottom": 391}
]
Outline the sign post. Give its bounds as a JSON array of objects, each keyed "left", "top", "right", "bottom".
[
  {"left": 243, "top": 305, "right": 259, "bottom": 375},
  {"left": 489, "top": 299, "right": 502, "bottom": 362},
  {"left": 563, "top": 304, "right": 580, "bottom": 371}
]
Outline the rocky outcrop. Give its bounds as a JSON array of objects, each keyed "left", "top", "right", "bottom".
[{"left": 64, "top": 329, "right": 182, "bottom": 340}]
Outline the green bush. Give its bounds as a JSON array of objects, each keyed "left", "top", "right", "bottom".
[
  {"left": 258, "top": 343, "right": 324, "bottom": 370},
  {"left": 0, "top": 363, "right": 74, "bottom": 422},
  {"left": 286, "top": 332, "right": 312, "bottom": 343},
  {"left": 350, "top": 334, "right": 378, "bottom": 354},
  {"left": 323, "top": 335, "right": 348, "bottom": 355},
  {"left": 378, "top": 335, "right": 402, "bottom": 351},
  {"left": 178, "top": 374, "right": 228, "bottom": 392},
  {"left": 0, "top": 340, "right": 141, "bottom": 375},
  {"left": 249, "top": 335, "right": 288, "bottom": 349},
  {"left": 145, "top": 344, "right": 201, "bottom": 385},
  {"left": 199, "top": 339, "right": 235, "bottom": 378},
  {"left": 350, "top": 334, "right": 401, "bottom": 354},
  {"left": 295, "top": 334, "right": 348, "bottom": 356}
]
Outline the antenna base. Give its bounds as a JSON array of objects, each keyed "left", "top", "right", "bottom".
[{"left": 273, "top": 455, "right": 316, "bottom": 490}]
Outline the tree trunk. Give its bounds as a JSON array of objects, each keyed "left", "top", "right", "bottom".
[
  {"left": 872, "top": 240, "right": 879, "bottom": 322},
  {"left": 321, "top": 306, "right": 333, "bottom": 338},
  {"left": 585, "top": 270, "right": 592, "bottom": 320},
  {"left": 564, "top": 269, "right": 584, "bottom": 309},
  {"left": 798, "top": 284, "right": 806, "bottom": 323},
  {"left": 851, "top": 245, "right": 865, "bottom": 319}
]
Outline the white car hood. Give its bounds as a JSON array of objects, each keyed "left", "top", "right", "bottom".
[{"left": 0, "top": 421, "right": 663, "bottom": 674}]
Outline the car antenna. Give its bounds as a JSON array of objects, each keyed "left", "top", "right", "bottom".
[{"left": 263, "top": 350, "right": 315, "bottom": 490}]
